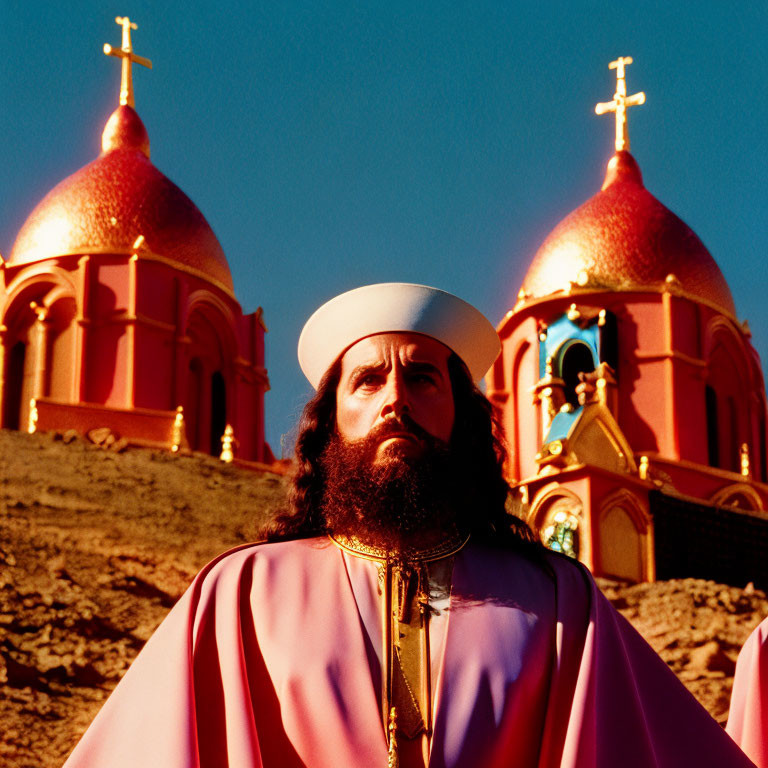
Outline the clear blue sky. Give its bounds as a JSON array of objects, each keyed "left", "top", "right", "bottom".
[{"left": 1, "top": 2, "right": 766, "bottom": 453}]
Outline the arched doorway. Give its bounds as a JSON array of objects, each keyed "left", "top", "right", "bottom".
[
  {"left": 4, "top": 341, "right": 28, "bottom": 430},
  {"left": 184, "top": 361, "right": 229, "bottom": 457},
  {"left": 2, "top": 284, "right": 78, "bottom": 429},
  {"left": 705, "top": 385, "right": 719, "bottom": 468},
  {"left": 184, "top": 300, "right": 235, "bottom": 456},
  {"left": 186, "top": 357, "right": 204, "bottom": 450}
]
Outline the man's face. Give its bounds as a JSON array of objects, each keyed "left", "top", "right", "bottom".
[{"left": 335, "top": 333, "right": 455, "bottom": 460}]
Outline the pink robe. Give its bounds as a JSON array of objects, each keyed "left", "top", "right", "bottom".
[
  {"left": 63, "top": 539, "right": 754, "bottom": 767},
  {"left": 728, "top": 616, "right": 768, "bottom": 766}
]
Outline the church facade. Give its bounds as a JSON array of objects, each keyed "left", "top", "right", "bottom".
[
  {"left": 489, "top": 59, "right": 768, "bottom": 586},
  {"left": 0, "top": 19, "right": 271, "bottom": 463}
]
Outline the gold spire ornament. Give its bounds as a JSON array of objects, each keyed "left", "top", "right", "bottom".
[
  {"left": 595, "top": 56, "right": 645, "bottom": 152},
  {"left": 741, "top": 443, "right": 751, "bottom": 478},
  {"left": 103, "top": 16, "right": 152, "bottom": 108},
  {"left": 28, "top": 398, "right": 38, "bottom": 434},
  {"left": 220, "top": 424, "right": 235, "bottom": 462},
  {"left": 171, "top": 406, "right": 185, "bottom": 453}
]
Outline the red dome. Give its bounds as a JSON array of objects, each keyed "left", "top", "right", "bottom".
[
  {"left": 9, "top": 106, "right": 233, "bottom": 293},
  {"left": 519, "top": 151, "right": 735, "bottom": 316}
]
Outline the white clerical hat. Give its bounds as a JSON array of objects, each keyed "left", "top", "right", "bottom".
[{"left": 298, "top": 283, "right": 501, "bottom": 389}]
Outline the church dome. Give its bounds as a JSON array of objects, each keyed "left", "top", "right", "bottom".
[
  {"left": 519, "top": 151, "right": 735, "bottom": 317},
  {"left": 8, "top": 105, "right": 233, "bottom": 293}
]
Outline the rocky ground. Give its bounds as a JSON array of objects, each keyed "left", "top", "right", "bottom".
[
  {"left": 598, "top": 577, "right": 768, "bottom": 725},
  {"left": 0, "top": 429, "right": 766, "bottom": 768}
]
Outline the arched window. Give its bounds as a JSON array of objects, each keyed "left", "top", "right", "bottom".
[
  {"left": 705, "top": 321, "right": 751, "bottom": 473},
  {"left": 599, "top": 505, "right": 644, "bottom": 581},
  {"left": 560, "top": 341, "right": 596, "bottom": 407},
  {"left": 543, "top": 510, "right": 580, "bottom": 558},
  {"left": 210, "top": 371, "right": 227, "bottom": 456},
  {"left": 711, "top": 483, "right": 763, "bottom": 512},
  {"left": 534, "top": 493, "right": 582, "bottom": 559}
]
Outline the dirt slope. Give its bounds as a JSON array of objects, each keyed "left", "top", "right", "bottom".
[
  {"left": 0, "top": 429, "right": 766, "bottom": 768},
  {"left": 0, "top": 429, "right": 285, "bottom": 768}
]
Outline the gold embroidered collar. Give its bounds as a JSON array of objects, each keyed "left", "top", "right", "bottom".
[{"left": 329, "top": 529, "right": 469, "bottom": 564}]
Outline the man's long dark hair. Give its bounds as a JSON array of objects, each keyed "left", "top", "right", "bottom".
[{"left": 264, "top": 353, "right": 537, "bottom": 549}]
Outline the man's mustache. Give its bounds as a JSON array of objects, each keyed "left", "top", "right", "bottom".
[{"left": 368, "top": 414, "right": 437, "bottom": 446}]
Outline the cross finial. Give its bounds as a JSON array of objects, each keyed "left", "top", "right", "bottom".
[
  {"left": 595, "top": 56, "right": 645, "bottom": 152},
  {"left": 103, "top": 16, "right": 152, "bottom": 108}
]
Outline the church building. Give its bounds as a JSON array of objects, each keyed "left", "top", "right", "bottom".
[
  {"left": 489, "top": 58, "right": 768, "bottom": 587},
  {"left": 0, "top": 18, "right": 271, "bottom": 463}
]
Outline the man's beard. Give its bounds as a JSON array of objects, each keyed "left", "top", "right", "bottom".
[{"left": 319, "top": 416, "right": 464, "bottom": 553}]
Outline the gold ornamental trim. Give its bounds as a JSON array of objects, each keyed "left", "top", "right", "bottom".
[
  {"left": 5, "top": 250, "right": 237, "bottom": 301},
  {"left": 330, "top": 530, "right": 470, "bottom": 564},
  {"left": 498, "top": 285, "right": 742, "bottom": 339}
]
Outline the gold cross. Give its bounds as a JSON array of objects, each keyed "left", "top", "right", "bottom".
[
  {"left": 103, "top": 16, "right": 152, "bottom": 108},
  {"left": 595, "top": 56, "right": 645, "bottom": 152}
]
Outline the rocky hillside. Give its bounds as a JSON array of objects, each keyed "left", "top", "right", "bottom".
[{"left": 0, "top": 429, "right": 766, "bottom": 768}]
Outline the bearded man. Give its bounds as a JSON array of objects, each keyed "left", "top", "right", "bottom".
[{"left": 63, "top": 284, "right": 753, "bottom": 768}]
